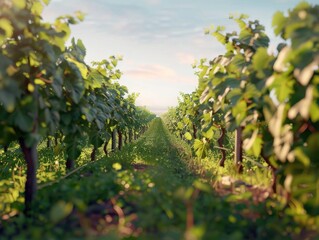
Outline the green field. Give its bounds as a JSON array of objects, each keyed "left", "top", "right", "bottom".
[{"left": 1, "top": 118, "right": 315, "bottom": 239}]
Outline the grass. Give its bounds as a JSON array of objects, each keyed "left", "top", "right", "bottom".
[{"left": 0, "top": 118, "right": 315, "bottom": 239}]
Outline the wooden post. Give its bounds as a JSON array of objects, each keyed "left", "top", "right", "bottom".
[
  {"left": 112, "top": 129, "right": 117, "bottom": 152},
  {"left": 218, "top": 127, "right": 226, "bottom": 167},
  {"left": 47, "top": 138, "right": 51, "bottom": 148},
  {"left": 129, "top": 129, "right": 133, "bottom": 143},
  {"left": 118, "top": 129, "right": 123, "bottom": 151},
  {"left": 91, "top": 147, "right": 97, "bottom": 161},
  {"left": 124, "top": 131, "right": 128, "bottom": 145},
  {"left": 54, "top": 135, "right": 58, "bottom": 146},
  {"left": 103, "top": 140, "right": 108, "bottom": 156},
  {"left": 192, "top": 124, "right": 197, "bottom": 139},
  {"left": 235, "top": 126, "right": 243, "bottom": 173}
]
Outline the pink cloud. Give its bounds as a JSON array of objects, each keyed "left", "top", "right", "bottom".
[
  {"left": 124, "top": 64, "right": 176, "bottom": 79},
  {"left": 176, "top": 52, "right": 196, "bottom": 65},
  {"left": 124, "top": 63, "right": 197, "bottom": 85}
]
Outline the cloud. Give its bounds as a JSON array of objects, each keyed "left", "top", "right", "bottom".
[
  {"left": 176, "top": 52, "right": 196, "bottom": 65},
  {"left": 124, "top": 63, "right": 197, "bottom": 85},
  {"left": 124, "top": 64, "right": 176, "bottom": 79},
  {"left": 44, "top": 0, "right": 220, "bottom": 43}
]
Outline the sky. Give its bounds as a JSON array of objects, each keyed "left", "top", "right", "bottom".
[{"left": 42, "top": 0, "right": 319, "bottom": 115}]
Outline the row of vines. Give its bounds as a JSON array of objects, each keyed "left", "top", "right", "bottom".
[
  {"left": 0, "top": 0, "right": 155, "bottom": 214},
  {"left": 163, "top": 1, "right": 319, "bottom": 229}
]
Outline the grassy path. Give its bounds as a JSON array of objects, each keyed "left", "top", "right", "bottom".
[
  {"left": 1, "top": 118, "right": 297, "bottom": 240},
  {"left": 116, "top": 118, "right": 196, "bottom": 238}
]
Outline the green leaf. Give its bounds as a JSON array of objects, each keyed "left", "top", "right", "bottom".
[
  {"left": 231, "top": 100, "right": 247, "bottom": 125},
  {"left": 271, "top": 75, "right": 294, "bottom": 102},
  {"left": 54, "top": 20, "right": 71, "bottom": 42},
  {"left": 184, "top": 132, "right": 192, "bottom": 141},
  {"left": 75, "top": 11, "right": 85, "bottom": 21},
  {"left": 111, "top": 58, "right": 118, "bottom": 67},
  {"left": 202, "top": 127, "right": 214, "bottom": 139},
  {"left": 251, "top": 135, "right": 263, "bottom": 157},
  {"left": 81, "top": 106, "right": 96, "bottom": 122},
  {"left": 193, "top": 139, "right": 208, "bottom": 159},
  {"left": 272, "top": 11, "right": 286, "bottom": 36},
  {"left": 31, "top": 1, "right": 44, "bottom": 15},
  {"left": 53, "top": 35, "right": 66, "bottom": 51},
  {"left": 252, "top": 48, "right": 271, "bottom": 72},
  {"left": 231, "top": 54, "right": 246, "bottom": 70},
  {"left": 63, "top": 61, "right": 85, "bottom": 104},
  {"left": 199, "top": 65, "right": 209, "bottom": 79},
  {"left": 76, "top": 39, "right": 86, "bottom": 59},
  {"left": 87, "top": 70, "right": 104, "bottom": 89},
  {"left": 212, "top": 31, "right": 226, "bottom": 44},
  {"left": 177, "top": 122, "right": 184, "bottom": 130},
  {"left": 0, "top": 19, "right": 14, "bottom": 42},
  {"left": 238, "top": 29, "right": 253, "bottom": 46},
  {"left": 66, "top": 57, "right": 88, "bottom": 79},
  {"left": 44, "top": 108, "right": 60, "bottom": 133},
  {"left": 234, "top": 18, "right": 247, "bottom": 30},
  {"left": 52, "top": 72, "right": 63, "bottom": 97}
]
